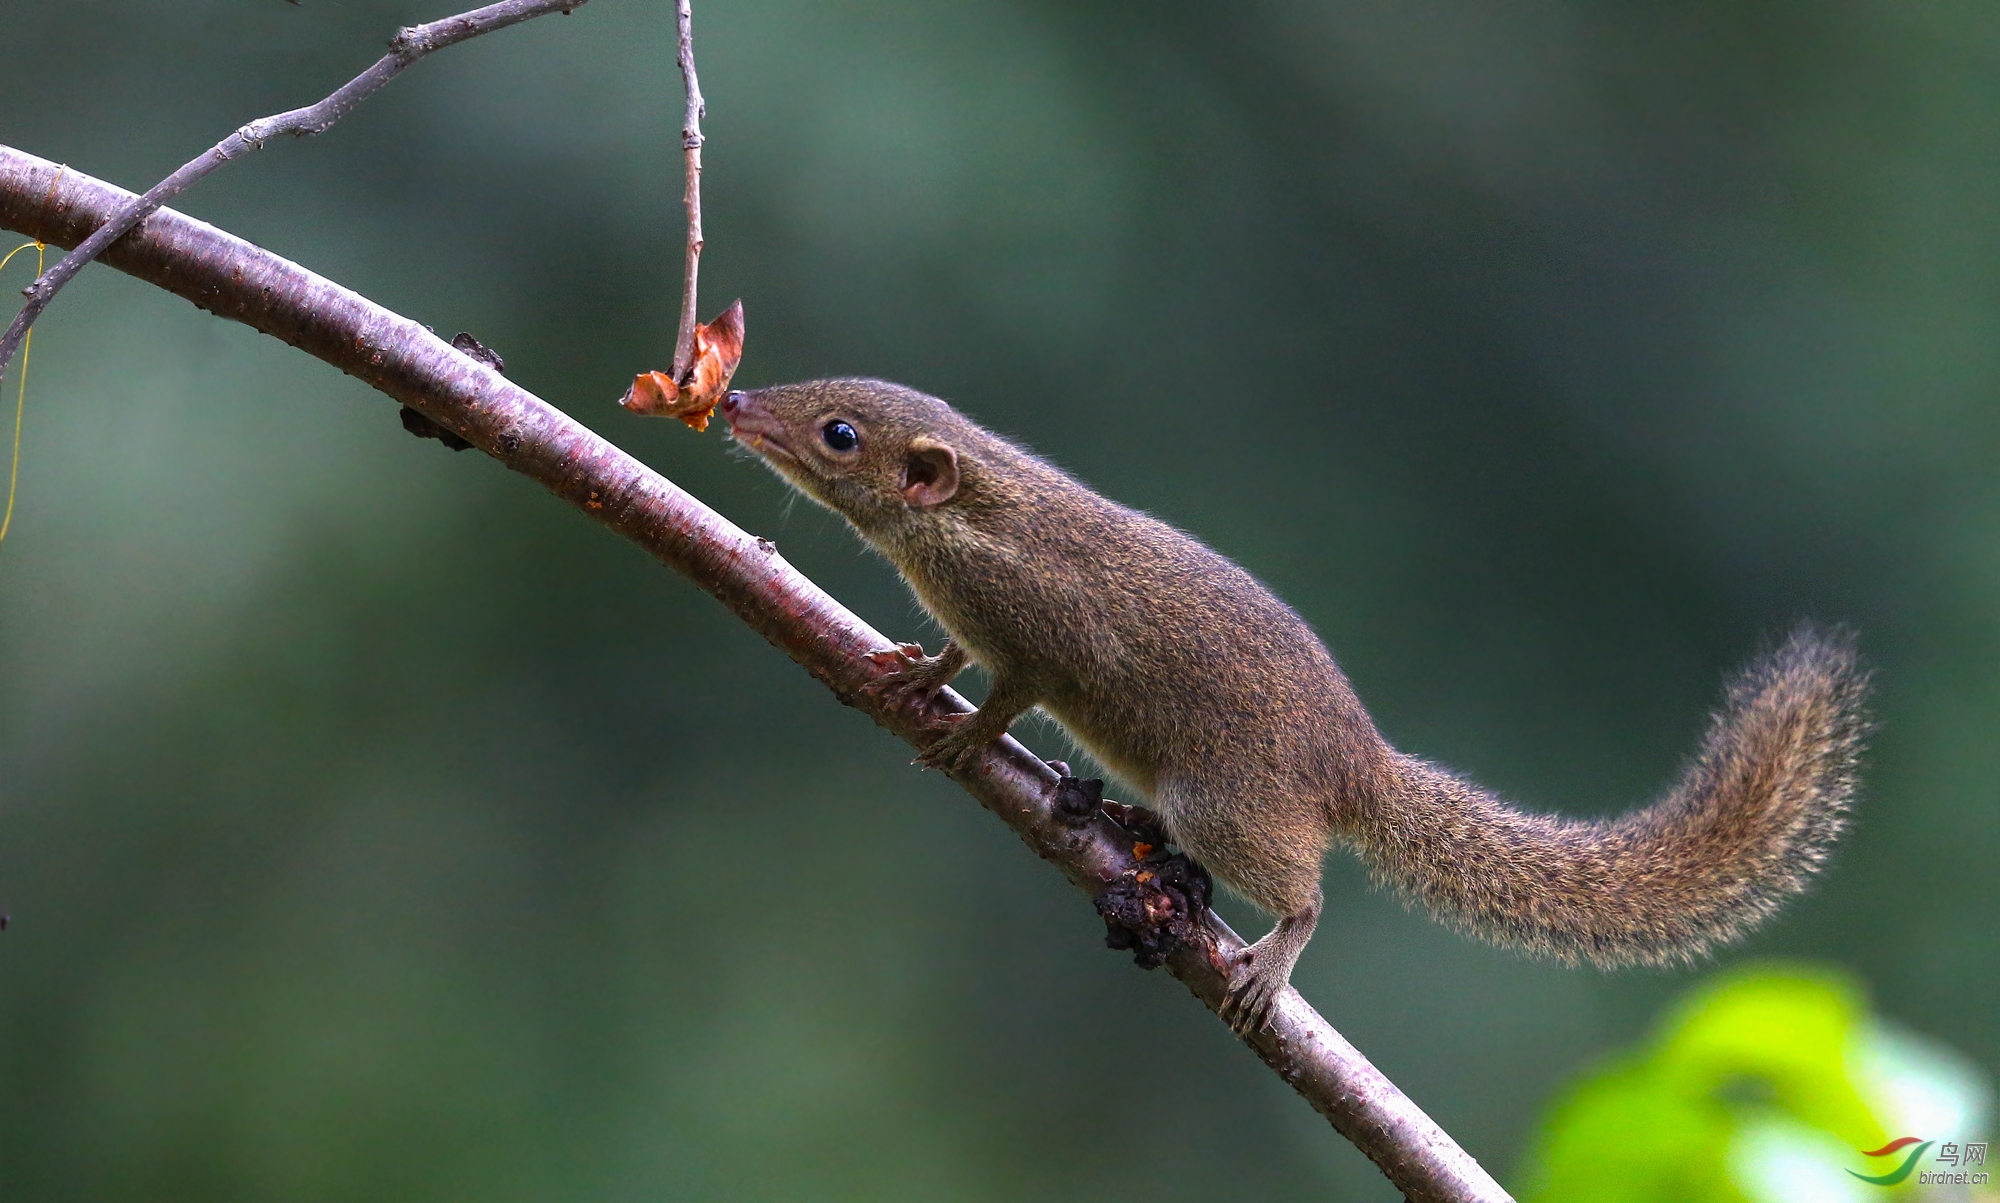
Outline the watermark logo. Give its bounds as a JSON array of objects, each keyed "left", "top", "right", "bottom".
[
  {"left": 1847, "top": 1137, "right": 1988, "bottom": 1187},
  {"left": 1848, "top": 1138, "right": 1931, "bottom": 1186}
]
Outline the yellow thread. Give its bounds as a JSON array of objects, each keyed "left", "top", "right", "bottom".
[{"left": 0, "top": 238, "right": 46, "bottom": 549}]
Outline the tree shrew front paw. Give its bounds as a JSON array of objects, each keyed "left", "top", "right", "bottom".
[
  {"left": 862, "top": 641, "right": 961, "bottom": 713},
  {"left": 915, "top": 714, "right": 988, "bottom": 773}
]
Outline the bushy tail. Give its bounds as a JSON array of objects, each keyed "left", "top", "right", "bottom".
[{"left": 1355, "top": 625, "right": 1871, "bottom": 967}]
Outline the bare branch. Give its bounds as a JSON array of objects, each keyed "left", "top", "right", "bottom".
[
  {"left": 0, "top": 0, "right": 590, "bottom": 391},
  {"left": 0, "top": 146, "right": 1514, "bottom": 1203},
  {"left": 668, "top": 0, "right": 707, "bottom": 382}
]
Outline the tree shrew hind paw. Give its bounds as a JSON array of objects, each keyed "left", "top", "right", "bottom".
[{"left": 1219, "top": 954, "right": 1282, "bottom": 1035}]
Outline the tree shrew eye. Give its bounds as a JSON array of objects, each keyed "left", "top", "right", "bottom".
[{"left": 821, "top": 420, "right": 859, "bottom": 452}]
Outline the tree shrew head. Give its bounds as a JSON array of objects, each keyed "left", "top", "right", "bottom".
[{"left": 721, "top": 379, "right": 963, "bottom": 534}]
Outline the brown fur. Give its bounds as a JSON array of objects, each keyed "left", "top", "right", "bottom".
[{"left": 718, "top": 379, "right": 1871, "bottom": 1029}]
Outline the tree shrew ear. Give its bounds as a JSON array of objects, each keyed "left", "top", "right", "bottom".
[{"left": 901, "top": 437, "right": 959, "bottom": 507}]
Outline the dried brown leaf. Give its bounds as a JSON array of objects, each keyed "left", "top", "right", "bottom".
[
  {"left": 620, "top": 369, "right": 684, "bottom": 418},
  {"left": 619, "top": 299, "right": 746, "bottom": 432}
]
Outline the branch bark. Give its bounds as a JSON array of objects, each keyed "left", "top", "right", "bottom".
[
  {"left": 0, "top": 145, "right": 1513, "bottom": 1203},
  {"left": 0, "top": 0, "right": 589, "bottom": 391}
]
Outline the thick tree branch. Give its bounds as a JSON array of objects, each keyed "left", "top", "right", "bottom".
[
  {"left": 0, "top": 0, "right": 589, "bottom": 390},
  {"left": 0, "top": 146, "right": 1512, "bottom": 1203}
]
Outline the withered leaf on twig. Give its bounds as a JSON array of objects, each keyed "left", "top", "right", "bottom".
[{"left": 619, "top": 299, "right": 745, "bottom": 431}]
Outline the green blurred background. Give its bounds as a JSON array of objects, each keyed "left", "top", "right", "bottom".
[{"left": 2, "top": 1, "right": 1996, "bottom": 1198}]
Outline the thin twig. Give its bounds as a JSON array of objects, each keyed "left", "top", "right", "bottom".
[
  {"left": 0, "top": 146, "right": 1514, "bottom": 1203},
  {"left": 668, "top": 0, "right": 706, "bottom": 382},
  {"left": 0, "top": 0, "right": 590, "bottom": 390}
]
